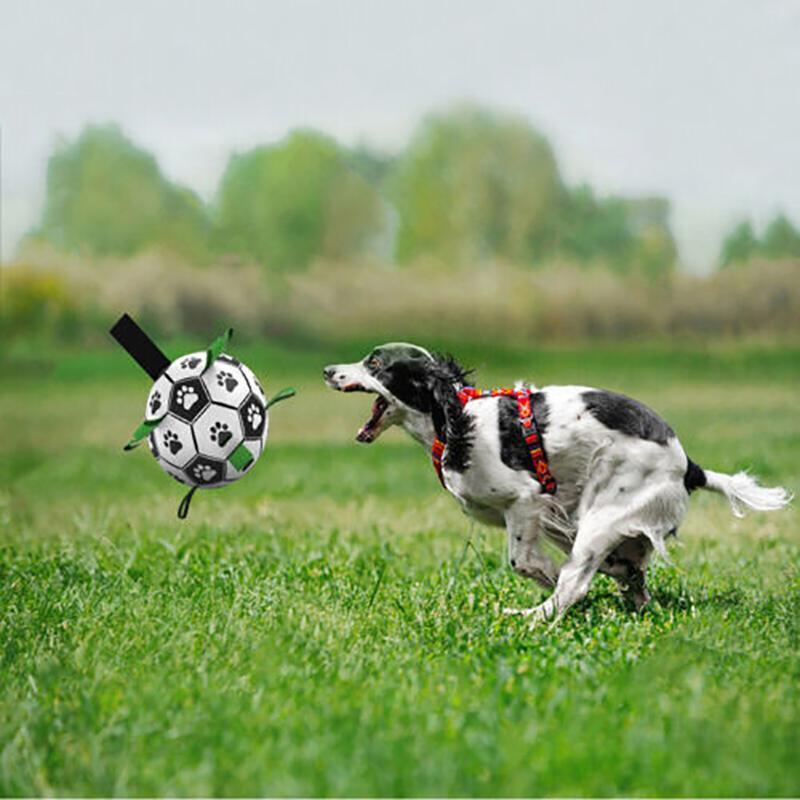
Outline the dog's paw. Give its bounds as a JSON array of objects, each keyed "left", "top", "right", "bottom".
[
  {"left": 504, "top": 598, "right": 560, "bottom": 628},
  {"left": 502, "top": 606, "right": 536, "bottom": 617},
  {"left": 526, "top": 598, "right": 558, "bottom": 629},
  {"left": 621, "top": 583, "right": 651, "bottom": 613}
]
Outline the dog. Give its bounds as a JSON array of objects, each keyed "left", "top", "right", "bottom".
[{"left": 324, "top": 343, "right": 791, "bottom": 623}]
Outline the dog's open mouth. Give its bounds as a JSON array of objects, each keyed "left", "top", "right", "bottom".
[{"left": 356, "top": 395, "right": 389, "bottom": 443}]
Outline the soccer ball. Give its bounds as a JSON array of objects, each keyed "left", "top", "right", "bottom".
[{"left": 143, "top": 351, "right": 269, "bottom": 488}]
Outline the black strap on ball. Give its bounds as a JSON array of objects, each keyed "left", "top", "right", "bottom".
[
  {"left": 110, "top": 313, "right": 170, "bottom": 380},
  {"left": 177, "top": 485, "right": 199, "bottom": 520}
]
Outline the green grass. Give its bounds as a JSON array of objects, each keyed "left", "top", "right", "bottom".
[{"left": 1, "top": 340, "right": 798, "bottom": 796}]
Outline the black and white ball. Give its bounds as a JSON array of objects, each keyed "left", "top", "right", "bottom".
[{"left": 144, "top": 352, "right": 269, "bottom": 488}]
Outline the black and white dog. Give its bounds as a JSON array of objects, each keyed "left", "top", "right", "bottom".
[{"left": 324, "top": 343, "right": 790, "bottom": 623}]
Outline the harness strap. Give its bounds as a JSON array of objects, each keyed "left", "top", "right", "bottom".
[{"left": 431, "top": 387, "right": 557, "bottom": 495}]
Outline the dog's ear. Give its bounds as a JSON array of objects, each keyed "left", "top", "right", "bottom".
[
  {"left": 427, "top": 355, "right": 473, "bottom": 447},
  {"left": 427, "top": 353, "right": 471, "bottom": 408},
  {"left": 430, "top": 353, "right": 472, "bottom": 386},
  {"left": 430, "top": 398, "right": 447, "bottom": 439}
]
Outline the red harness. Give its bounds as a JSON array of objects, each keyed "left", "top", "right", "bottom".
[{"left": 431, "top": 387, "right": 557, "bottom": 495}]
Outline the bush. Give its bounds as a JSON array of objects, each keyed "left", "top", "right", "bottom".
[
  {"left": 7, "top": 247, "right": 800, "bottom": 347},
  {"left": 0, "top": 265, "right": 88, "bottom": 341},
  {"left": 6, "top": 244, "right": 295, "bottom": 344}
]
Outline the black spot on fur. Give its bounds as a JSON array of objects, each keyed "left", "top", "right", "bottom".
[
  {"left": 498, "top": 397, "right": 530, "bottom": 471},
  {"left": 498, "top": 392, "right": 551, "bottom": 473},
  {"left": 581, "top": 390, "right": 675, "bottom": 445},
  {"left": 378, "top": 360, "right": 433, "bottom": 413},
  {"left": 683, "top": 458, "right": 707, "bottom": 493},
  {"left": 532, "top": 391, "right": 549, "bottom": 435}
]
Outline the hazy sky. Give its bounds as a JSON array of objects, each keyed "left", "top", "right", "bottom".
[{"left": 2, "top": 0, "right": 799, "bottom": 270}]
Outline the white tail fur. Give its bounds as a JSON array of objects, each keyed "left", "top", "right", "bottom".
[{"left": 702, "top": 470, "right": 792, "bottom": 518}]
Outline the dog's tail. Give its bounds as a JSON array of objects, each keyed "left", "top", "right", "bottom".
[{"left": 685, "top": 458, "right": 792, "bottom": 518}]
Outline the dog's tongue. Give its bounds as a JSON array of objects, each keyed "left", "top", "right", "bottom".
[{"left": 356, "top": 396, "right": 388, "bottom": 443}]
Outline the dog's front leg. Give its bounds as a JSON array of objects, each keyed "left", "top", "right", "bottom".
[{"left": 503, "top": 500, "right": 559, "bottom": 592}]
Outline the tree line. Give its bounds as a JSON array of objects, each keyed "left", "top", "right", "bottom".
[
  {"left": 29, "top": 106, "right": 684, "bottom": 275},
  {"left": 719, "top": 216, "right": 800, "bottom": 267}
]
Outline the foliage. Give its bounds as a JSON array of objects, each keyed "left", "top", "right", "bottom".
[
  {"left": 30, "top": 125, "right": 212, "bottom": 262},
  {"left": 2, "top": 247, "right": 291, "bottom": 343},
  {"left": 389, "top": 106, "right": 675, "bottom": 274},
  {"left": 762, "top": 214, "right": 800, "bottom": 259},
  {"left": 720, "top": 220, "right": 759, "bottom": 266},
  {"left": 0, "top": 341, "right": 798, "bottom": 795},
  {"left": 720, "top": 214, "right": 800, "bottom": 266},
  {"left": 344, "top": 144, "right": 397, "bottom": 187},
  {"left": 0, "top": 265, "right": 88, "bottom": 341},
  {"left": 214, "top": 130, "right": 387, "bottom": 270},
  {"left": 558, "top": 185, "right": 635, "bottom": 264},
  {"left": 390, "top": 106, "right": 565, "bottom": 265},
  {"left": 26, "top": 112, "right": 678, "bottom": 274},
  {"left": 6, "top": 248, "right": 800, "bottom": 345},
  {"left": 286, "top": 258, "right": 800, "bottom": 343}
]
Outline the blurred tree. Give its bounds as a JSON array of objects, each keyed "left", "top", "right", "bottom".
[
  {"left": 28, "top": 111, "right": 682, "bottom": 276},
  {"left": 623, "top": 196, "right": 676, "bottom": 277},
  {"left": 556, "top": 190, "right": 675, "bottom": 277},
  {"left": 32, "top": 125, "right": 212, "bottom": 261},
  {"left": 345, "top": 145, "right": 396, "bottom": 187},
  {"left": 390, "top": 106, "right": 675, "bottom": 273},
  {"left": 559, "top": 186, "right": 634, "bottom": 265},
  {"left": 390, "top": 106, "right": 565, "bottom": 265},
  {"left": 761, "top": 214, "right": 800, "bottom": 260},
  {"left": 719, "top": 220, "right": 759, "bottom": 266},
  {"left": 214, "top": 131, "right": 386, "bottom": 270}
]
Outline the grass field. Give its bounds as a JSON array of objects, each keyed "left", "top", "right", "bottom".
[{"left": 1, "top": 339, "right": 798, "bottom": 796}]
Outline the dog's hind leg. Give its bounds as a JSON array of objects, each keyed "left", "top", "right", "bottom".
[
  {"left": 527, "top": 477, "right": 688, "bottom": 623},
  {"left": 527, "top": 511, "right": 625, "bottom": 623},
  {"left": 603, "top": 534, "right": 653, "bottom": 612}
]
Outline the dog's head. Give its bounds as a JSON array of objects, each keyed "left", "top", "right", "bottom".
[{"left": 323, "top": 343, "right": 469, "bottom": 444}]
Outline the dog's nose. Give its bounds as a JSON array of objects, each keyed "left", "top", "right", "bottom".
[{"left": 323, "top": 366, "right": 336, "bottom": 381}]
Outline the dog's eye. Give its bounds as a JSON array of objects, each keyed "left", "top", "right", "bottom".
[{"left": 367, "top": 357, "right": 382, "bottom": 369}]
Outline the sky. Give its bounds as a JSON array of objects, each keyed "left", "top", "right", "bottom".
[{"left": 2, "top": 0, "right": 799, "bottom": 271}]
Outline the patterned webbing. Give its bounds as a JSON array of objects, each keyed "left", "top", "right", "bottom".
[{"left": 431, "top": 387, "right": 557, "bottom": 495}]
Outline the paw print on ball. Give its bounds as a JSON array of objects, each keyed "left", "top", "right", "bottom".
[
  {"left": 176, "top": 386, "right": 199, "bottom": 410},
  {"left": 216, "top": 370, "right": 239, "bottom": 392},
  {"left": 194, "top": 406, "right": 242, "bottom": 458},
  {"left": 194, "top": 463, "right": 218, "bottom": 482},
  {"left": 246, "top": 403, "right": 262, "bottom": 430},
  {"left": 209, "top": 421, "right": 232, "bottom": 447},
  {"left": 169, "top": 378, "right": 209, "bottom": 422},
  {"left": 240, "top": 395, "right": 267, "bottom": 439},
  {"left": 163, "top": 430, "right": 183, "bottom": 455},
  {"left": 145, "top": 374, "right": 172, "bottom": 421},
  {"left": 201, "top": 359, "right": 249, "bottom": 407},
  {"left": 154, "top": 418, "right": 195, "bottom": 468},
  {"left": 166, "top": 350, "right": 206, "bottom": 381},
  {"left": 184, "top": 455, "right": 226, "bottom": 488}
]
